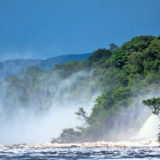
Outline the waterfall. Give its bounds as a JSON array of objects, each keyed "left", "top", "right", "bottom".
[{"left": 135, "top": 114, "right": 159, "bottom": 141}]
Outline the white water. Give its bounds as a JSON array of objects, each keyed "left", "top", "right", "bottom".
[
  {"left": 135, "top": 114, "right": 159, "bottom": 141},
  {"left": 6, "top": 114, "right": 158, "bottom": 148},
  {"left": 0, "top": 113, "right": 159, "bottom": 160}
]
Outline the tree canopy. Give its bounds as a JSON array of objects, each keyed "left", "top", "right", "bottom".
[{"left": 143, "top": 97, "right": 160, "bottom": 115}]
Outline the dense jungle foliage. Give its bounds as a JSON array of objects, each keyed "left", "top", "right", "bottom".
[{"left": 53, "top": 35, "right": 160, "bottom": 142}]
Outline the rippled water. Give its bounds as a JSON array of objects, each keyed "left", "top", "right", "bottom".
[{"left": 0, "top": 145, "right": 160, "bottom": 160}]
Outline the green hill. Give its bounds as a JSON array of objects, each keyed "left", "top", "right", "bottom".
[
  {"left": 52, "top": 35, "right": 160, "bottom": 142},
  {"left": 0, "top": 35, "right": 160, "bottom": 143}
]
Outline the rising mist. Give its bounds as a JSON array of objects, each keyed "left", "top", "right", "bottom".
[{"left": 0, "top": 67, "right": 100, "bottom": 145}]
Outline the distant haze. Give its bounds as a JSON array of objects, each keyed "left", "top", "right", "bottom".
[{"left": 0, "top": 53, "right": 91, "bottom": 80}]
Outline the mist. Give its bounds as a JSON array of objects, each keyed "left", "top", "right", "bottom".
[
  {"left": 0, "top": 68, "right": 100, "bottom": 145},
  {"left": 100, "top": 91, "right": 160, "bottom": 142},
  {"left": 0, "top": 62, "right": 159, "bottom": 145}
]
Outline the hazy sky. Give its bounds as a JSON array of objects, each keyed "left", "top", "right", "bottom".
[{"left": 0, "top": 0, "right": 160, "bottom": 60}]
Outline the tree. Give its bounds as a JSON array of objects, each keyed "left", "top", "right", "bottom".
[
  {"left": 57, "top": 128, "right": 80, "bottom": 143},
  {"left": 75, "top": 107, "right": 88, "bottom": 122},
  {"left": 143, "top": 97, "right": 160, "bottom": 115},
  {"left": 109, "top": 43, "right": 118, "bottom": 51}
]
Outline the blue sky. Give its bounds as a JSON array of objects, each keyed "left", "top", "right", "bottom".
[{"left": 0, "top": 0, "right": 160, "bottom": 60}]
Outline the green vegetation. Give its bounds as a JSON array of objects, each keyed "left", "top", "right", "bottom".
[
  {"left": 143, "top": 97, "right": 160, "bottom": 115},
  {"left": 1, "top": 35, "right": 160, "bottom": 143},
  {"left": 75, "top": 107, "right": 88, "bottom": 122},
  {"left": 54, "top": 35, "right": 160, "bottom": 142}
]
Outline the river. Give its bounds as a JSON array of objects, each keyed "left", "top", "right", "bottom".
[
  {"left": 0, "top": 115, "right": 159, "bottom": 159},
  {"left": 0, "top": 141, "right": 159, "bottom": 160}
]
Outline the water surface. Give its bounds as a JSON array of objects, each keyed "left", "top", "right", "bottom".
[{"left": 0, "top": 143, "right": 160, "bottom": 160}]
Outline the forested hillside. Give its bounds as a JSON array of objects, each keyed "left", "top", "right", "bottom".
[
  {"left": 0, "top": 53, "right": 91, "bottom": 80},
  {"left": 52, "top": 35, "right": 160, "bottom": 142},
  {"left": 0, "top": 35, "right": 160, "bottom": 143}
]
